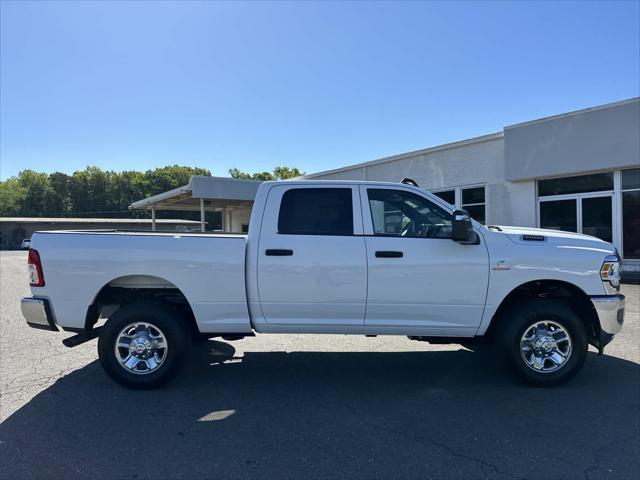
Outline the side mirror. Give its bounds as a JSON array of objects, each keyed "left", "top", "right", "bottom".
[{"left": 452, "top": 210, "right": 478, "bottom": 244}]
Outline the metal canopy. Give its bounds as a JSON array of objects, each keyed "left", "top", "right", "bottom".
[{"left": 129, "top": 176, "right": 262, "bottom": 232}]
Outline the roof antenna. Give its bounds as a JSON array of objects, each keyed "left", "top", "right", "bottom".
[{"left": 400, "top": 178, "right": 419, "bottom": 187}]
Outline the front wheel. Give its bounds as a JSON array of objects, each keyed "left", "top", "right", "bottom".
[
  {"left": 501, "top": 299, "right": 588, "bottom": 387},
  {"left": 98, "top": 302, "right": 189, "bottom": 389}
]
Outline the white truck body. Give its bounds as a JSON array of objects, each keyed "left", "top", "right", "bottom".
[{"left": 22, "top": 180, "right": 626, "bottom": 388}]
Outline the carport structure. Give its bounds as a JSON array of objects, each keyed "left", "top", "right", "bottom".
[{"left": 129, "top": 176, "right": 262, "bottom": 232}]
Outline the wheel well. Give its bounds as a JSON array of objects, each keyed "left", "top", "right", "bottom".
[
  {"left": 85, "top": 275, "right": 199, "bottom": 337},
  {"left": 486, "top": 280, "right": 600, "bottom": 344}
]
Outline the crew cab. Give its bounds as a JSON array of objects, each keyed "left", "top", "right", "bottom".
[{"left": 21, "top": 180, "right": 625, "bottom": 389}]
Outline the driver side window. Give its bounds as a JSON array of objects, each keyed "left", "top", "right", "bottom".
[{"left": 367, "top": 189, "right": 452, "bottom": 238}]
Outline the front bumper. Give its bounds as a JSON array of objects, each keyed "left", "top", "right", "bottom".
[
  {"left": 21, "top": 296, "right": 58, "bottom": 332},
  {"left": 591, "top": 294, "right": 625, "bottom": 347}
]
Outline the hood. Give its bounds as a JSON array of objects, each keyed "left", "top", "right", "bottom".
[{"left": 488, "top": 225, "right": 616, "bottom": 255}]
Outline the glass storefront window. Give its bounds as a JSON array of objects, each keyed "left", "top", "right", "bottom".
[
  {"left": 428, "top": 186, "right": 486, "bottom": 223},
  {"left": 432, "top": 189, "right": 455, "bottom": 205},
  {"left": 462, "top": 186, "right": 485, "bottom": 204},
  {"left": 464, "top": 204, "right": 485, "bottom": 224},
  {"left": 581, "top": 196, "right": 613, "bottom": 243},
  {"left": 622, "top": 168, "right": 640, "bottom": 259},
  {"left": 538, "top": 173, "right": 613, "bottom": 196},
  {"left": 462, "top": 186, "right": 485, "bottom": 224},
  {"left": 623, "top": 190, "right": 640, "bottom": 259},
  {"left": 622, "top": 168, "right": 640, "bottom": 191},
  {"left": 540, "top": 199, "right": 577, "bottom": 232}
]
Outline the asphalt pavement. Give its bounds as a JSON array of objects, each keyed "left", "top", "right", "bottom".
[{"left": 1, "top": 250, "right": 639, "bottom": 479}]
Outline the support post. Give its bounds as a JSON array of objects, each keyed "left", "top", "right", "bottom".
[
  {"left": 151, "top": 207, "right": 156, "bottom": 231},
  {"left": 200, "top": 198, "right": 205, "bottom": 232}
]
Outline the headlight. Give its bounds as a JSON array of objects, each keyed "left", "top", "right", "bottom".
[{"left": 600, "top": 255, "right": 621, "bottom": 292}]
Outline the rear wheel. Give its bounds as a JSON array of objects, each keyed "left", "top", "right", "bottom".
[
  {"left": 98, "top": 302, "right": 189, "bottom": 389},
  {"left": 501, "top": 299, "right": 588, "bottom": 387}
]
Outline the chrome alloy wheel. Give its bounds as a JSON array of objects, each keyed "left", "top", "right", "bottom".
[
  {"left": 520, "top": 320, "right": 572, "bottom": 373},
  {"left": 114, "top": 322, "right": 168, "bottom": 375}
]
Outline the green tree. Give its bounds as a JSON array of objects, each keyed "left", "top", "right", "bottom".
[
  {"left": 1, "top": 164, "right": 302, "bottom": 217},
  {"left": 104, "top": 170, "right": 121, "bottom": 212},
  {"left": 272, "top": 166, "right": 303, "bottom": 180},
  {"left": 121, "top": 170, "right": 150, "bottom": 207},
  {"left": 16, "top": 170, "right": 52, "bottom": 216},
  {"left": 46, "top": 172, "right": 71, "bottom": 214},
  {"left": 229, "top": 166, "right": 303, "bottom": 181},
  {"left": 87, "top": 166, "right": 108, "bottom": 212},
  {"left": 145, "top": 165, "right": 211, "bottom": 195},
  {"left": 69, "top": 168, "right": 92, "bottom": 214},
  {"left": 0, "top": 177, "right": 26, "bottom": 216}
]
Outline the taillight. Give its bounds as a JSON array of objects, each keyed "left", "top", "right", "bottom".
[{"left": 27, "top": 248, "right": 45, "bottom": 287}]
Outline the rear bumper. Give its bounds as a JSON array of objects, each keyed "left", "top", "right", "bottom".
[
  {"left": 591, "top": 294, "right": 625, "bottom": 347},
  {"left": 21, "top": 296, "right": 58, "bottom": 332}
]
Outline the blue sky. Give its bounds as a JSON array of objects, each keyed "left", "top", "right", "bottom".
[{"left": 1, "top": 0, "right": 639, "bottom": 180}]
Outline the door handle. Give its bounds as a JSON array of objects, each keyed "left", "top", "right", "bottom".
[
  {"left": 375, "top": 251, "right": 403, "bottom": 258},
  {"left": 265, "top": 249, "right": 294, "bottom": 256}
]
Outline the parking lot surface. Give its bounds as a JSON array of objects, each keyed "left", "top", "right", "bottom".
[{"left": 1, "top": 250, "right": 639, "bottom": 479}]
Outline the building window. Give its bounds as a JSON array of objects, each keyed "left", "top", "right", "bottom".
[
  {"left": 540, "top": 199, "right": 578, "bottom": 233},
  {"left": 582, "top": 196, "right": 613, "bottom": 243},
  {"left": 429, "top": 185, "right": 486, "bottom": 224},
  {"left": 537, "top": 172, "right": 614, "bottom": 243},
  {"left": 538, "top": 172, "right": 614, "bottom": 197},
  {"left": 622, "top": 168, "right": 640, "bottom": 259},
  {"left": 278, "top": 188, "right": 353, "bottom": 236},
  {"left": 461, "top": 186, "right": 486, "bottom": 224},
  {"left": 622, "top": 168, "right": 640, "bottom": 190},
  {"left": 432, "top": 189, "right": 455, "bottom": 205}
]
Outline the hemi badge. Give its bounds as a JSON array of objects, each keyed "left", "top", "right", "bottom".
[{"left": 522, "top": 234, "right": 545, "bottom": 241}]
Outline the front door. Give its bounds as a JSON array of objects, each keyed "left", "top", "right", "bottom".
[
  {"left": 360, "top": 186, "right": 490, "bottom": 336},
  {"left": 539, "top": 193, "right": 614, "bottom": 243},
  {"left": 257, "top": 185, "right": 367, "bottom": 329}
]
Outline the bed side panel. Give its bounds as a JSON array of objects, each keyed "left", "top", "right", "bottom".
[{"left": 29, "top": 232, "right": 250, "bottom": 333}]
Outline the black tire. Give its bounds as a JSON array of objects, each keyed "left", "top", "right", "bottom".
[
  {"left": 98, "top": 302, "right": 189, "bottom": 389},
  {"left": 500, "top": 299, "right": 588, "bottom": 387}
]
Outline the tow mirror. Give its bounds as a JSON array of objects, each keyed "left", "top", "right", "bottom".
[{"left": 452, "top": 210, "right": 478, "bottom": 244}]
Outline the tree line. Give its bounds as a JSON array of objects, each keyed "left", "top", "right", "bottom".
[{"left": 0, "top": 165, "right": 303, "bottom": 217}]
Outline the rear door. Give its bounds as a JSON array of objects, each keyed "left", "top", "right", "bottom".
[
  {"left": 360, "top": 185, "right": 489, "bottom": 336},
  {"left": 257, "top": 185, "right": 367, "bottom": 329}
]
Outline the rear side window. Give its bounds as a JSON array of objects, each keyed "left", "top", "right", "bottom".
[{"left": 278, "top": 188, "right": 353, "bottom": 236}]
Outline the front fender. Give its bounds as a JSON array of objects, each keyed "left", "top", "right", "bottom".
[{"left": 477, "top": 231, "right": 609, "bottom": 335}]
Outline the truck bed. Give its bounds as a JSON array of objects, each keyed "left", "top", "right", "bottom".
[{"left": 29, "top": 230, "right": 252, "bottom": 334}]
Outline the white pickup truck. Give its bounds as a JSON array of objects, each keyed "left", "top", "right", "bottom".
[{"left": 22, "top": 180, "right": 625, "bottom": 389}]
